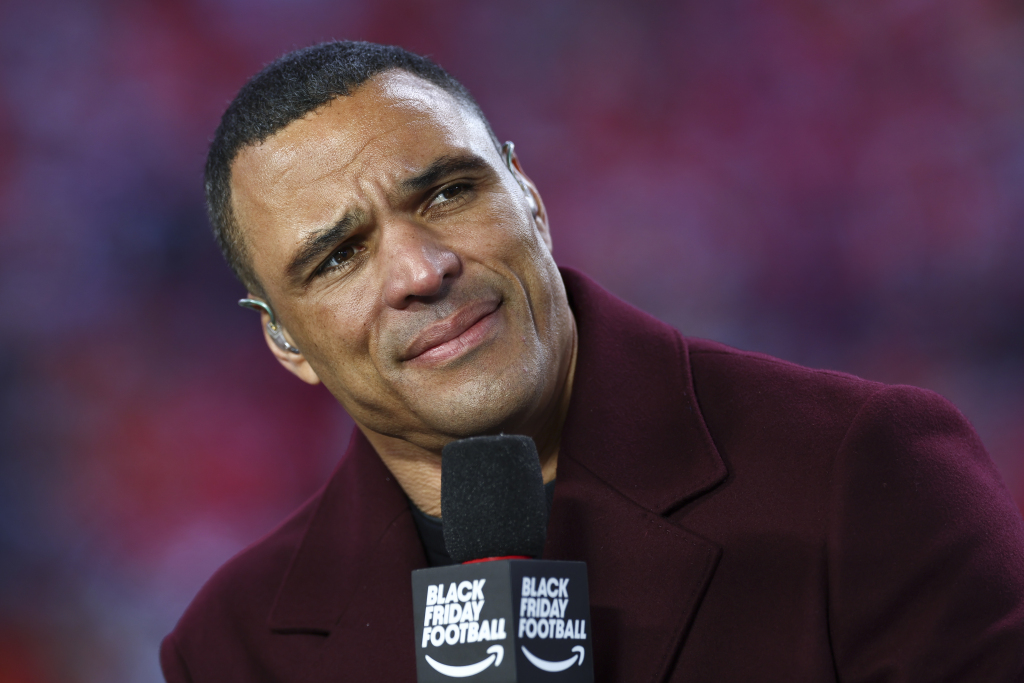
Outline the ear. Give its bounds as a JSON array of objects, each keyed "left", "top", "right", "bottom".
[
  {"left": 509, "top": 151, "right": 552, "bottom": 252},
  {"left": 249, "top": 298, "right": 322, "bottom": 385}
]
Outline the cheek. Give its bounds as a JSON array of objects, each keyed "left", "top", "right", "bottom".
[
  {"left": 299, "top": 288, "right": 378, "bottom": 377},
  {"left": 467, "top": 200, "right": 546, "bottom": 262}
]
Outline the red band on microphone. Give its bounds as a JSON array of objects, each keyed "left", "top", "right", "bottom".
[{"left": 461, "top": 555, "right": 531, "bottom": 565}]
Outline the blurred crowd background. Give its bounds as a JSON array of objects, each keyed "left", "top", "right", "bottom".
[{"left": 1, "top": 0, "right": 1022, "bottom": 681}]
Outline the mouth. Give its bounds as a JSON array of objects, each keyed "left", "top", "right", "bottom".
[{"left": 402, "top": 298, "right": 502, "bottom": 365}]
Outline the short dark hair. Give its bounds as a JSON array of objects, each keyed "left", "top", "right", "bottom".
[{"left": 205, "top": 41, "right": 497, "bottom": 296}]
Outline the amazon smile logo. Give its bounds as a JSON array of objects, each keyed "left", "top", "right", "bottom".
[
  {"left": 422, "top": 643, "right": 587, "bottom": 679},
  {"left": 522, "top": 645, "right": 585, "bottom": 672},
  {"left": 426, "top": 645, "right": 504, "bottom": 677}
]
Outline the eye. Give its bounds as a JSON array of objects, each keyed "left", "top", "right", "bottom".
[
  {"left": 427, "top": 183, "right": 471, "bottom": 209},
  {"left": 319, "top": 243, "right": 363, "bottom": 274}
]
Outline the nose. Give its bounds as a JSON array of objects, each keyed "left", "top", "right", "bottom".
[{"left": 381, "top": 220, "right": 461, "bottom": 308}]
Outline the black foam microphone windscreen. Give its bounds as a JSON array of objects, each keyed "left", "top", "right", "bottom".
[{"left": 441, "top": 434, "right": 548, "bottom": 563}]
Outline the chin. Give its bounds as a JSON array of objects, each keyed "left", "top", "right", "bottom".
[{"left": 415, "top": 369, "right": 549, "bottom": 441}]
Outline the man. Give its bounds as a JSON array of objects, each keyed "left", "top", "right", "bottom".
[{"left": 162, "top": 41, "right": 1024, "bottom": 682}]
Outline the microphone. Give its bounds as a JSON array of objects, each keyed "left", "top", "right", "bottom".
[{"left": 411, "top": 435, "right": 594, "bottom": 682}]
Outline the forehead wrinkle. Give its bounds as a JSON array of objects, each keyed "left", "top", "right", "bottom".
[
  {"left": 308, "top": 120, "right": 413, "bottom": 189},
  {"left": 241, "top": 70, "right": 483, "bottom": 196},
  {"left": 284, "top": 114, "right": 444, "bottom": 207},
  {"left": 263, "top": 73, "right": 476, "bottom": 200}
]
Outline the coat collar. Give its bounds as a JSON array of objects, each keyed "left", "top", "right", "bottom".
[
  {"left": 547, "top": 268, "right": 726, "bottom": 681},
  {"left": 267, "top": 268, "right": 727, "bottom": 681},
  {"left": 557, "top": 267, "right": 726, "bottom": 514}
]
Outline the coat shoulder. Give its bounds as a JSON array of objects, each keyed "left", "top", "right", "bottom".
[
  {"left": 686, "top": 337, "right": 879, "bottom": 395},
  {"left": 683, "top": 337, "right": 981, "bottom": 447},
  {"left": 160, "top": 487, "right": 326, "bottom": 683},
  {"left": 685, "top": 337, "right": 887, "bottom": 440},
  {"left": 189, "top": 488, "right": 321, "bottom": 620}
]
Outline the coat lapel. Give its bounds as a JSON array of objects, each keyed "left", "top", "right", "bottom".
[
  {"left": 268, "top": 430, "right": 426, "bottom": 681},
  {"left": 548, "top": 270, "right": 727, "bottom": 682}
]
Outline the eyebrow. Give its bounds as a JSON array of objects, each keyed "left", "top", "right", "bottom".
[
  {"left": 285, "top": 210, "right": 364, "bottom": 283},
  {"left": 400, "top": 153, "right": 490, "bottom": 193}
]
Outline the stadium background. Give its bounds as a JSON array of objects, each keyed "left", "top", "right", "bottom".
[{"left": 1, "top": 1, "right": 1022, "bottom": 680}]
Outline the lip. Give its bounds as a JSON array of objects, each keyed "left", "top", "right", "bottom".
[{"left": 401, "top": 299, "right": 502, "bottom": 364}]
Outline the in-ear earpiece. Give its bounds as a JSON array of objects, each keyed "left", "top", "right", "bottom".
[
  {"left": 525, "top": 190, "right": 540, "bottom": 217},
  {"left": 502, "top": 141, "right": 539, "bottom": 218},
  {"left": 238, "top": 298, "right": 301, "bottom": 354},
  {"left": 264, "top": 322, "right": 301, "bottom": 355}
]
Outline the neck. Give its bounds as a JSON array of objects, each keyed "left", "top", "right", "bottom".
[{"left": 363, "top": 320, "right": 578, "bottom": 518}]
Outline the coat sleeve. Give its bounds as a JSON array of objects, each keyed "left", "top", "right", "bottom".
[{"left": 828, "top": 385, "right": 1024, "bottom": 682}]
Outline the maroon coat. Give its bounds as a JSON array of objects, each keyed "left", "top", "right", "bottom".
[{"left": 161, "top": 269, "right": 1024, "bottom": 682}]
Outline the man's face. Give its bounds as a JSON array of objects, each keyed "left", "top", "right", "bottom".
[{"left": 229, "top": 70, "right": 575, "bottom": 452}]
